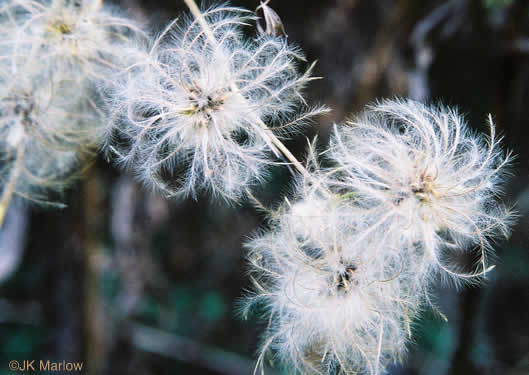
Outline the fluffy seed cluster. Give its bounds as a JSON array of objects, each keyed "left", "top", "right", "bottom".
[
  {"left": 327, "top": 100, "right": 513, "bottom": 287},
  {"left": 245, "top": 196, "right": 414, "bottom": 375},
  {"left": 0, "top": 0, "right": 141, "bottom": 209},
  {"left": 0, "top": 64, "right": 97, "bottom": 206},
  {"left": 107, "top": 5, "right": 325, "bottom": 201},
  {"left": 0, "top": 1, "right": 516, "bottom": 373},
  {"left": 3, "top": 0, "right": 143, "bottom": 80},
  {"left": 244, "top": 99, "right": 513, "bottom": 375}
]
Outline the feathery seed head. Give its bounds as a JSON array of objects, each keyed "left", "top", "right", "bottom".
[
  {"left": 108, "top": 4, "right": 324, "bottom": 202},
  {"left": 243, "top": 99, "right": 515, "bottom": 374},
  {"left": 0, "top": 59, "right": 100, "bottom": 205},
  {"left": 327, "top": 99, "right": 513, "bottom": 284},
  {"left": 245, "top": 196, "right": 413, "bottom": 375},
  {"left": 3, "top": 0, "right": 143, "bottom": 80}
]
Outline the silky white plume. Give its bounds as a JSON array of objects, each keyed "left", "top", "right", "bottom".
[
  {"left": 327, "top": 99, "right": 513, "bottom": 286},
  {"left": 107, "top": 4, "right": 325, "bottom": 201}
]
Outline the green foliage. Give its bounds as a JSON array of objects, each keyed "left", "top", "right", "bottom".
[
  {"left": 499, "top": 246, "right": 529, "bottom": 282},
  {"left": 414, "top": 310, "right": 455, "bottom": 358},
  {"left": 0, "top": 325, "right": 46, "bottom": 375},
  {"left": 483, "top": 0, "right": 514, "bottom": 9},
  {"left": 138, "top": 295, "right": 162, "bottom": 324},
  {"left": 199, "top": 291, "right": 227, "bottom": 322}
]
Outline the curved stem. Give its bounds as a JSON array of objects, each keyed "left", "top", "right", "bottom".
[
  {"left": 0, "top": 142, "right": 25, "bottom": 228},
  {"left": 183, "top": 0, "right": 216, "bottom": 42}
]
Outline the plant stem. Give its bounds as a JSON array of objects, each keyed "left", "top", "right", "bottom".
[
  {"left": 183, "top": 0, "right": 216, "bottom": 42},
  {"left": 182, "top": 0, "right": 309, "bottom": 177},
  {"left": 131, "top": 322, "right": 283, "bottom": 375},
  {"left": 0, "top": 143, "right": 24, "bottom": 228},
  {"left": 82, "top": 165, "right": 105, "bottom": 375},
  {"left": 265, "top": 130, "right": 306, "bottom": 174}
]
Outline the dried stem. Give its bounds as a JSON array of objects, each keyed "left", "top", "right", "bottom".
[
  {"left": 82, "top": 164, "right": 106, "bottom": 375},
  {"left": 0, "top": 142, "right": 25, "bottom": 228},
  {"left": 131, "top": 322, "right": 283, "bottom": 375}
]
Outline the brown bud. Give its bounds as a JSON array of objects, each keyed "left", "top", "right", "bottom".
[{"left": 256, "top": 1, "right": 287, "bottom": 37}]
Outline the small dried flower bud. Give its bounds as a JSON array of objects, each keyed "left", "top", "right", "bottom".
[{"left": 256, "top": 1, "right": 287, "bottom": 37}]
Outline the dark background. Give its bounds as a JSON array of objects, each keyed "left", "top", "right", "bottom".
[{"left": 2, "top": 0, "right": 529, "bottom": 374}]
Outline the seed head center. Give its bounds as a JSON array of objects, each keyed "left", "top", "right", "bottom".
[
  {"left": 411, "top": 171, "right": 437, "bottom": 203},
  {"left": 47, "top": 20, "right": 73, "bottom": 35},
  {"left": 4, "top": 94, "right": 36, "bottom": 128}
]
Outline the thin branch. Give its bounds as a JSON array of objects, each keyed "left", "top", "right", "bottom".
[
  {"left": 130, "top": 322, "right": 282, "bottom": 375},
  {"left": 0, "top": 142, "right": 25, "bottom": 228}
]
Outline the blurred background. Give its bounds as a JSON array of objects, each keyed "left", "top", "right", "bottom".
[{"left": 1, "top": 0, "right": 529, "bottom": 374}]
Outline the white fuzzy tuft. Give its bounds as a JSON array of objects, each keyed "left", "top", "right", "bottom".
[
  {"left": 0, "top": 0, "right": 143, "bottom": 208},
  {"left": 107, "top": 4, "right": 325, "bottom": 202},
  {"left": 327, "top": 99, "right": 513, "bottom": 288},
  {"left": 0, "top": 62, "right": 99, "bottom": 205},
  {"left": 1, "top": 0, "right": 144, "bottom": 81},
  {"left": 244, "top": 99, "right": 514, "bottom": 375},
  {"left": 244, "top": 193, "right": 414, "bottom": 375}
]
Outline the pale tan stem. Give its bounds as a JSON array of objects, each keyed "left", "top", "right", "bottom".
[
  {"left": 82, "top": 165, "right": 105, "bottom": 375},
  {"left": 182, "top": 0, "right": 310, "bottom": 177},
  {"left": 265, "top": 129, "right": 307, "bottom": 175},
  {"left": 0, "top": 143, "right": 24, "bottom": 228},
  {"left": 183, "top": 0, "right": 216, "bottom": 42}
]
